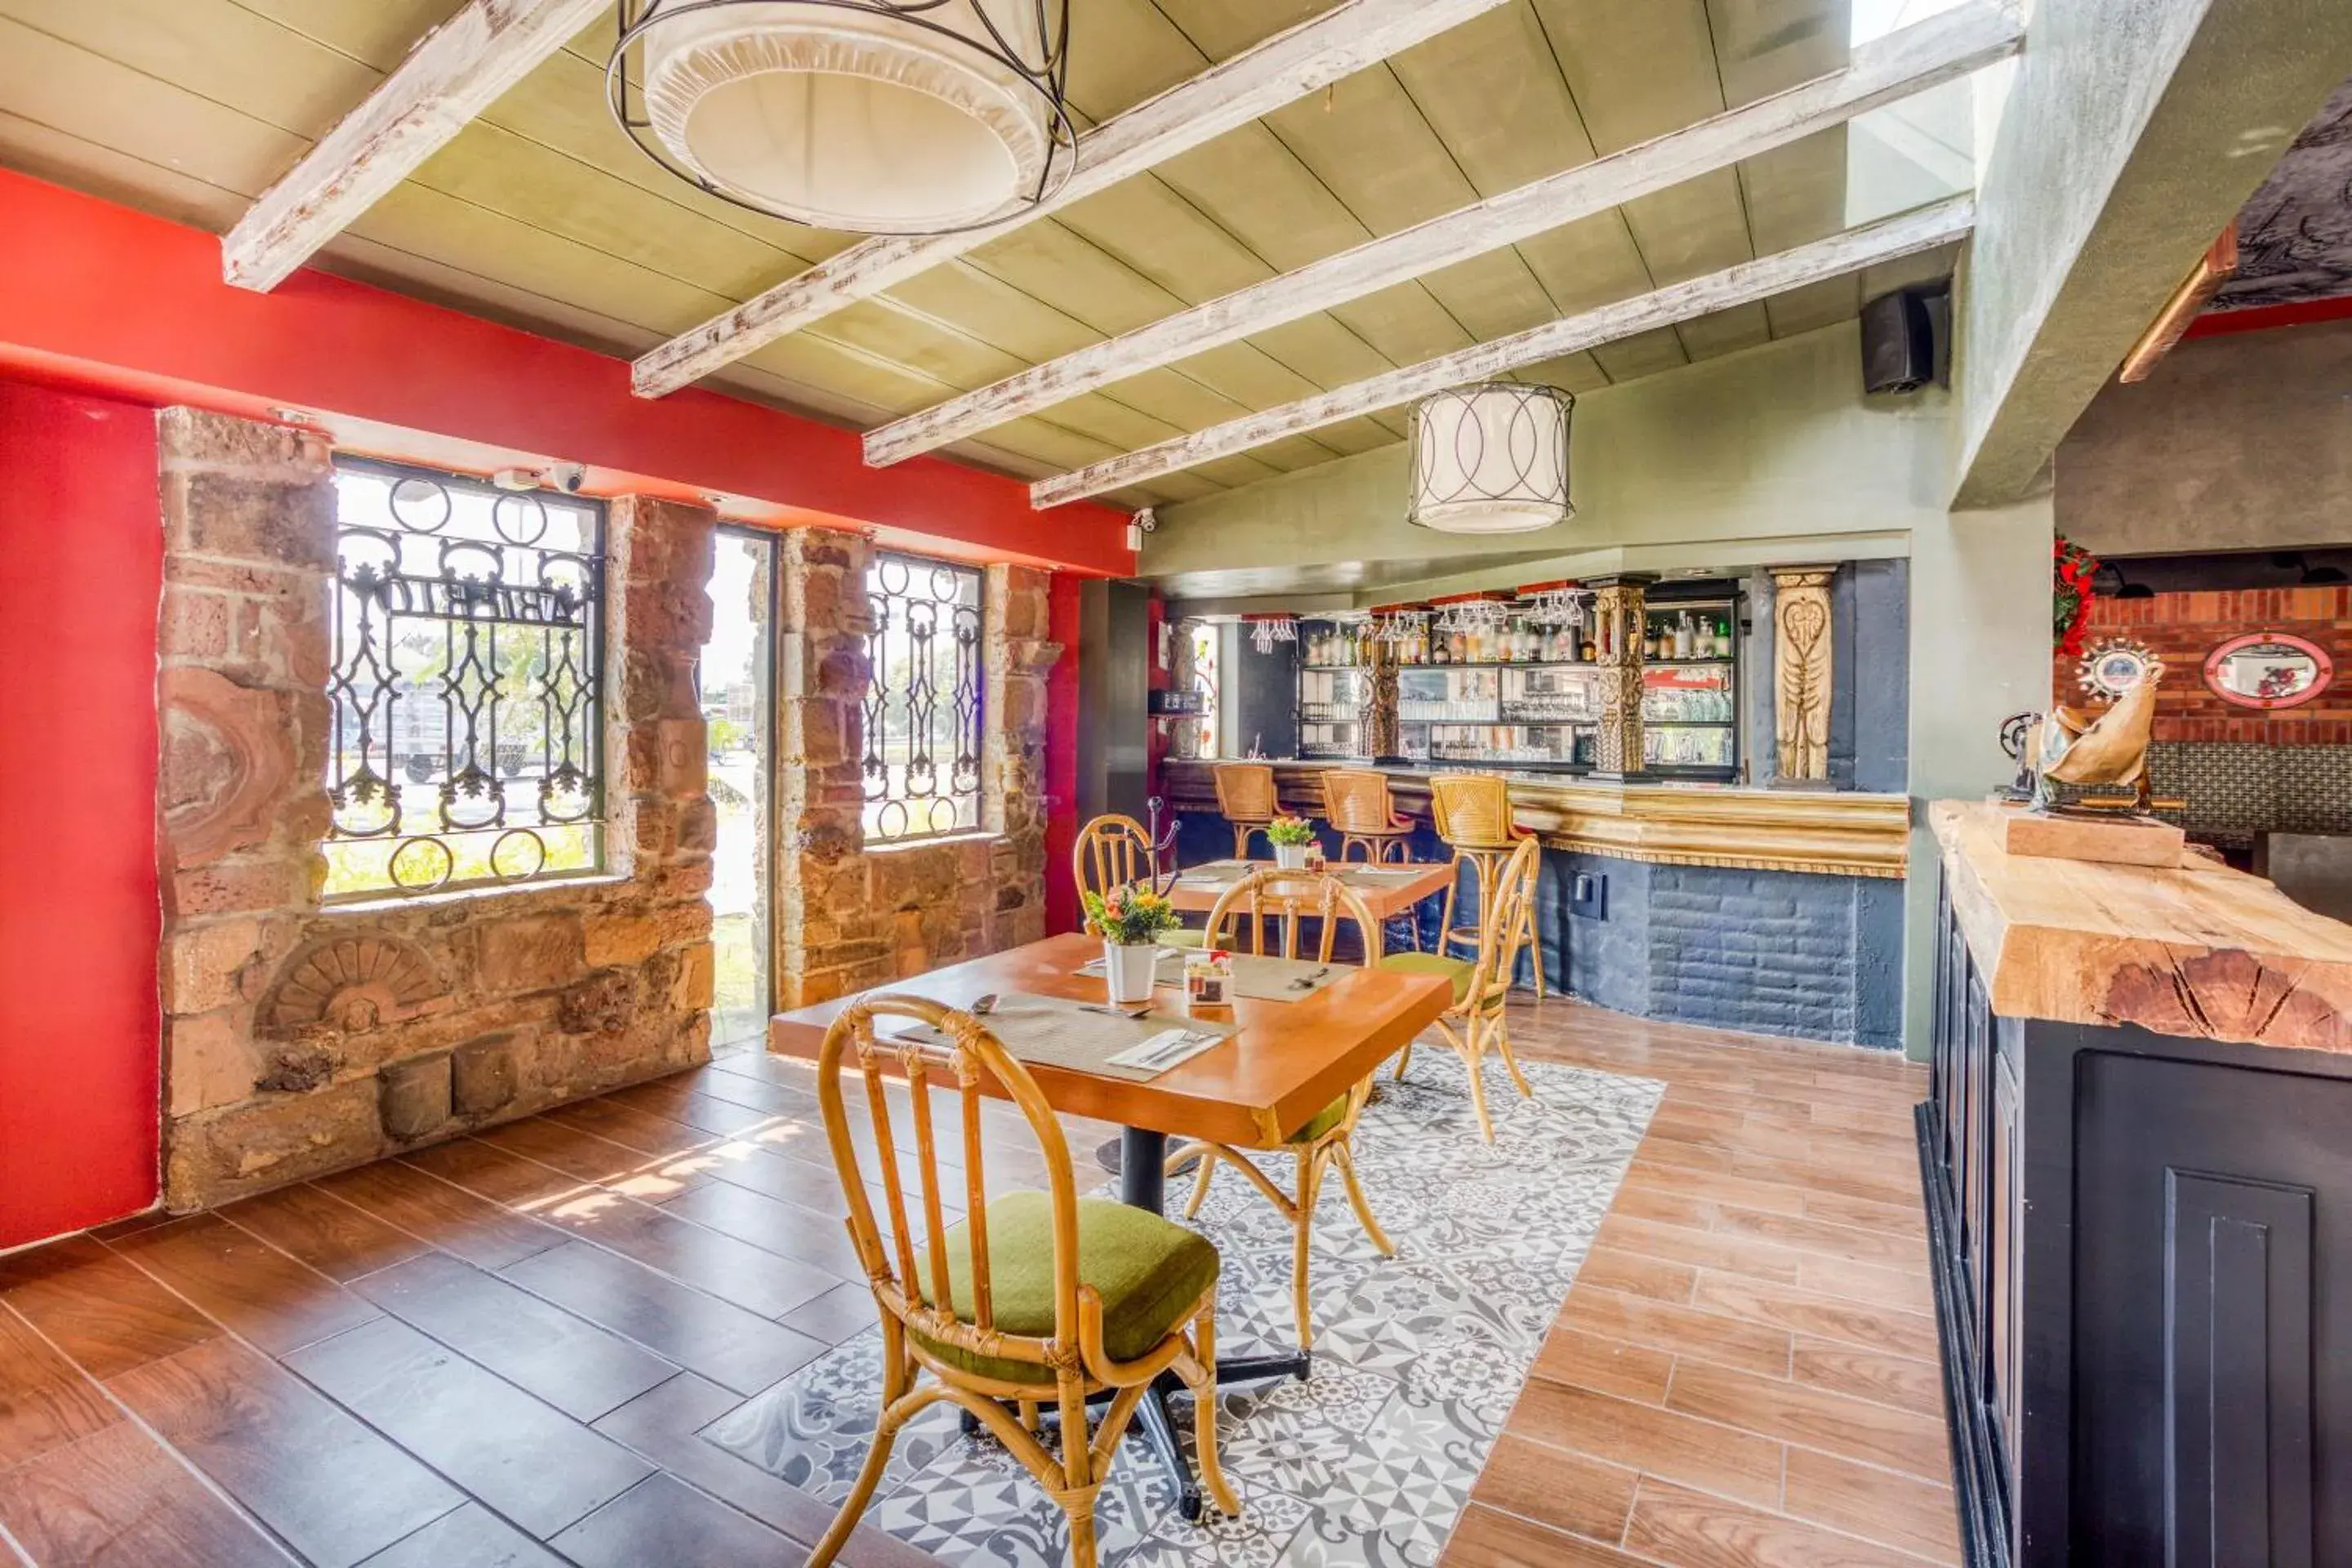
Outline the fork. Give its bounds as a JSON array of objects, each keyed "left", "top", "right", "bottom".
[{"left": 1290, "top": 965, "right": 1331, "bottom": 991}]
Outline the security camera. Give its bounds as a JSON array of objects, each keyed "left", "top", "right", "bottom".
[{"left": 549, "top": 462, "right": 589, "bottom": 494}]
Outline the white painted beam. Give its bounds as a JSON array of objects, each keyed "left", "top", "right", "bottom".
[
  {"left": 1029, "top": 196, "right": 1977, "bottom": 509},
  {"left": 871, "top": 2, "right": 2021, "bottom": 468},
  {"left": 630, "top": 0, "right": 1513, "bottom": 399},
  {"left": 223, "top": 0, "right": 610, "bottom": 292}
]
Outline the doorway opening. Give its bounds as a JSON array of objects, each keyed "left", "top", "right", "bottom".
[{"left": 704, "top": 528, "right": 777, "bottom": 1048}]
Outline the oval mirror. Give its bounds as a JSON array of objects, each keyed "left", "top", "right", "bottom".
[{"left": 2202, "top": 631, "right": 2335, "bottom": 710}]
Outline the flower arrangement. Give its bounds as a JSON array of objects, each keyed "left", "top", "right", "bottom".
[
  {"left": 1265, "top": 814, "right": 1316, "bottom": 847},
  {"left": 2054, "top": 534, "right": 2098, "bottom": 657},
  {"left": 1082, "top": 882, "right": 1179, "bottom": 947}
]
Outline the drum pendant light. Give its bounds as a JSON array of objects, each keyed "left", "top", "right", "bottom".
[
  {"left": 1406, "top": 382, "right": 1575, "bottom": 535},
  {"left": 611, "top": 1, "right": 1076, "bottom": 235}
]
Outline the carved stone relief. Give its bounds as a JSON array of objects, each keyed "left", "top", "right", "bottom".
[{"left": 159, "top": 666, "right": 295, "bottom": 867}]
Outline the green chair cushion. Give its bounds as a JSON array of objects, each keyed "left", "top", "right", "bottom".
[
  {"left": 912, "top": 1192, "right": 1219, "bottom": 1384},
  {"left": 1285, "top": 1094, "right": 1351, "bottom": 1145},
  {"left": 1377, "top": 951, "right": 1478, "bottom": 1005},
  {"left": 1162, "top": 927, "right": 1207, "bottom": 950}
]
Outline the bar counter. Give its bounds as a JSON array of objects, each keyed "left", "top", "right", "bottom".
[
  {"left": 1161, "top": 757, "right": 1910, "bottom": 1049},
  {"left": 1160, "top": 756, "right": 1909, "bottom": 880},
  {"left": 1922, "top": 800, "right": 2352, "bottom": 1566}
]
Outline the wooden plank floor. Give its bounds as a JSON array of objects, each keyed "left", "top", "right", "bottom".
[
  {"left": 0, "top": 1001, "right": 1952, "bottom": 1568},
  {"left": 1443, "top": 1001, "right": 1958, "bottom": 1568}
]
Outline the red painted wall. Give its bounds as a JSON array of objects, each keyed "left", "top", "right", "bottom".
[
  {"left": 0, "top": 380, "right": 162, "bottom": 1246},
  {"left": 1045, "top": 574, "right": 1084, "bottom": 935},
  {"left": 0, "top": 170, "right": 1134, "bottom": 578}
]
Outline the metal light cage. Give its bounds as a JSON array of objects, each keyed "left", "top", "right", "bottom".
[
  {"left": 1405, "top": 381, "right": 1575, "bottom": 535},
  {"left": 607, "top": 0, "right": 1078, "bottom": 235}
]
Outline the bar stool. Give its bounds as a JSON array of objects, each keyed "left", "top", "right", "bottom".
[
  {"left": 1212, "top": 762, "right": 1279, "bottom": 860},
  {"left": 1431, "top": 773, "right": 1546, "bottom": 1000},
  {"left": 1321, "top": 769, "right": 1414, "bottom": 865}
]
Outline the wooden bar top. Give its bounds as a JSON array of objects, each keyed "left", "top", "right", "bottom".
[
  {"left": 1931, "top": 800, "right": 2352, "bottom": 1054},
  {"left": 1161, "top": 758, "right": 1909, "bottom": 880}
]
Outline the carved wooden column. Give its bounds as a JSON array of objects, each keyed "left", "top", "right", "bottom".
[
  {"left": 1771, "top": 565, "right": 1836, "bottom": 786},
  {"left": 1588, "top": 575, "right": 1651, "bottom": 780},
  {"left": 1365, "top": 627, "right": 1401, "bottom": 764}
]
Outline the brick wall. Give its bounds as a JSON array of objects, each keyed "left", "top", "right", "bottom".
[
  {"left": 154, "top": 409, "right": 716, "bottom": 1210},
  {"left": 2058, "top": 586, "right": 2351, "bottom": 743},
  {"left": 1554, "top": 852, "right": 1904, "bottom": 1051},
  {"left": 2052, "top": 587, "right": 2352, "bottom": 839},
  {"left": 776, "top": 529, "right": 1055, "bottom": 1008}
]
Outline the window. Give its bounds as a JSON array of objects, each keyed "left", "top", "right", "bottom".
[
  {"left": 862, "top": 552, "right": 983, "bottom": 841},
  {"left": 325, "top": 460, "right": 604, "bottom": 898},
  {"left": 1190, "top": 621, "right": 1221, "bottom": 757}
]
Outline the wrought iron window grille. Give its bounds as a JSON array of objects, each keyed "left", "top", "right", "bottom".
[
  {"left": 325, "top": 460, "right": 606, "bottom": 898},
  {"left": 862, "top": 552, "right": 984, "bottom": 842}
]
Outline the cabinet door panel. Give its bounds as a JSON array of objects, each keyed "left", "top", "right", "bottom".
[{"left": 2073, "top": 1053, "right": 2349, "bottom": 1566}]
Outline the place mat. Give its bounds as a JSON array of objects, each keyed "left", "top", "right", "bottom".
[
  {"left": 1169, "top": 859, "right": 1256, "bottom": 888},
  {"left": 885, "top": 992, "right": 1234, "bottom": 1082},
  {"left": 1076, "top": 950, "right": 1348, "bottom": 1001},
  {"left": 1334, "top": 865, "right": 1432, "bottom": 886}
]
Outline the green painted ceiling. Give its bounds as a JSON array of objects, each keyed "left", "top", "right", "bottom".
[{"left": 0, "top": 0, "right": 1948, "bottom": 510}]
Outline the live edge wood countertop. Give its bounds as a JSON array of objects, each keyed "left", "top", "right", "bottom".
[{"left": 1931, "top": 799, "right": 2352, "bottom": 1055}]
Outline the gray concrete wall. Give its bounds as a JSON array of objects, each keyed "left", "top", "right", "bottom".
[
  {"left": 1953, "top": 0, "right": 2352, "bottom": 505},
  {"left": 1902, "top": 494, "right": 2055, "bottom": 1056},
  {"left": 1146, "top": 324, "right": 1955, "bottom": 587},
  {"left": 2056, "top": 318, "right": 2352, "bottom": 557}
]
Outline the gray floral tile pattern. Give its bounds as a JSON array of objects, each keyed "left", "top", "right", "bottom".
[{"left": 703, "top": 1051, "right": 1663, "bottom": 1566}]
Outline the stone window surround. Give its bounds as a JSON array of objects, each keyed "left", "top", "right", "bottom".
[
  {"left": 151, "top": 407, "right": 1061, "bottom": 1214},
  {"left": 776, "top": 528, "right": 1058, "bottom": 1010}
]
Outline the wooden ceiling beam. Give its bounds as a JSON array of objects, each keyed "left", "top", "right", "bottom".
[
  {"left": 629, "top": 0, "right": 1515, "bottom": 399},
  {"left": 869, "top": 1, "right": 2022, "bottom": 469},
  {"left": 1028, "top": 196, "right": 1977, "bottom": 509},
  {"left": 222, "top": 0, "right": 611, "bottom": 292}
]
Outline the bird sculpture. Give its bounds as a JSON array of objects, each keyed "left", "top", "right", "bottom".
[{"left": 2031, "top": 664, "right": 2171, "bottom": 813}]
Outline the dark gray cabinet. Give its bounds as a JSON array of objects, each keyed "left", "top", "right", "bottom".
[{"left": 1922, "top": 878, "right": 2352, "bottom": 1566}]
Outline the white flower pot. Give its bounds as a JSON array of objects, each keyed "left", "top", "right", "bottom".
[
  {"left": 1102, "top": 940, "right": 1160, "bottom": 1005},
  {"left": 1274, "top": 843, "right": 1310, "bottom": 871}
]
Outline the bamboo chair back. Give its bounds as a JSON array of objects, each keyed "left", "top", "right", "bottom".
[
  {"left": 1202, "top": 871, "right": 1384, "bottom": 965},
  {"left": 1073, "top": 814, "right": 1158, "bottom": 904},
  {"left": 1320, "top": 768, "right": 1397, "bottom": 835},
  {"left": 1463, "top": 836, "right": 1542, "bottom": 1008},
  {"left": 817, "top": 996, "right": 1080, "bottom": 1384},
  {"left": 1212, "top": 762, "right": 1278, "bottom": 824},
  {"left": 1430, "top": 773, "right": 1516, "bottom": 848}
]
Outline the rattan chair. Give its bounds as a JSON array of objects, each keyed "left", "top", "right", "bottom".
[
  {"left": 1211, "top": 762, "right": 1281, "bottom": 860},
  {"left": 1167, "top": 871, "right": 1393, "bottom": 1348},
  {"left": 1430, "top": 773, "right": 1546, "bottom": 1000},
  {"left": 1320, "top": 768, "right": 1415, "bottom": 865},
  {"left": 1072, "top": 813, "right": 1203, "bottom": 949},
  {"left": 809, "top": 996, "right": 1238, "bottom": 1567},
  {"left": 1378, "top": 835, "right": 1540, "bottom": 1142}
]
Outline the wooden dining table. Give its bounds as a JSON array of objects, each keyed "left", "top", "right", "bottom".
[
  {"left": 1162, "top": 856, "right": 1458, "bottom": 922},
  {"left": 767, "top": 931, "right": 1453, "bottom": 1520}
]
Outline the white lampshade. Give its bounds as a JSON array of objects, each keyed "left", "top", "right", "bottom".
[
  {"left": 1407, "top": 382, "right": 1575, "bottom": 535},
  {"left": 638, "top": 2, "right": 1061, "bottom": 234}
]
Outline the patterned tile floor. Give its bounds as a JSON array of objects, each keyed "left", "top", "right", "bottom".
[{"left": 706, "top": 1049, "right": 1663, "bottom": 1566}]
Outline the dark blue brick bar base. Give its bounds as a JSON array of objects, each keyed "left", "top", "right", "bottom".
[{"left": 1165, "top": 808, "right": 1902, "bottom": 1052}]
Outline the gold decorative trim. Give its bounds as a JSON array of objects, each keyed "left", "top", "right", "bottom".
[{"left": 1164, "top": 761, "right": 1909, "bottom": 880}]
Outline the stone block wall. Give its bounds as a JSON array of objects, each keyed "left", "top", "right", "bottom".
[
  {"left": 155, "top": 408, "right": 716, "bottom": 1210},
  {"left": 777, "top": 530, "right": 1056, "bottom": 1008}
]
